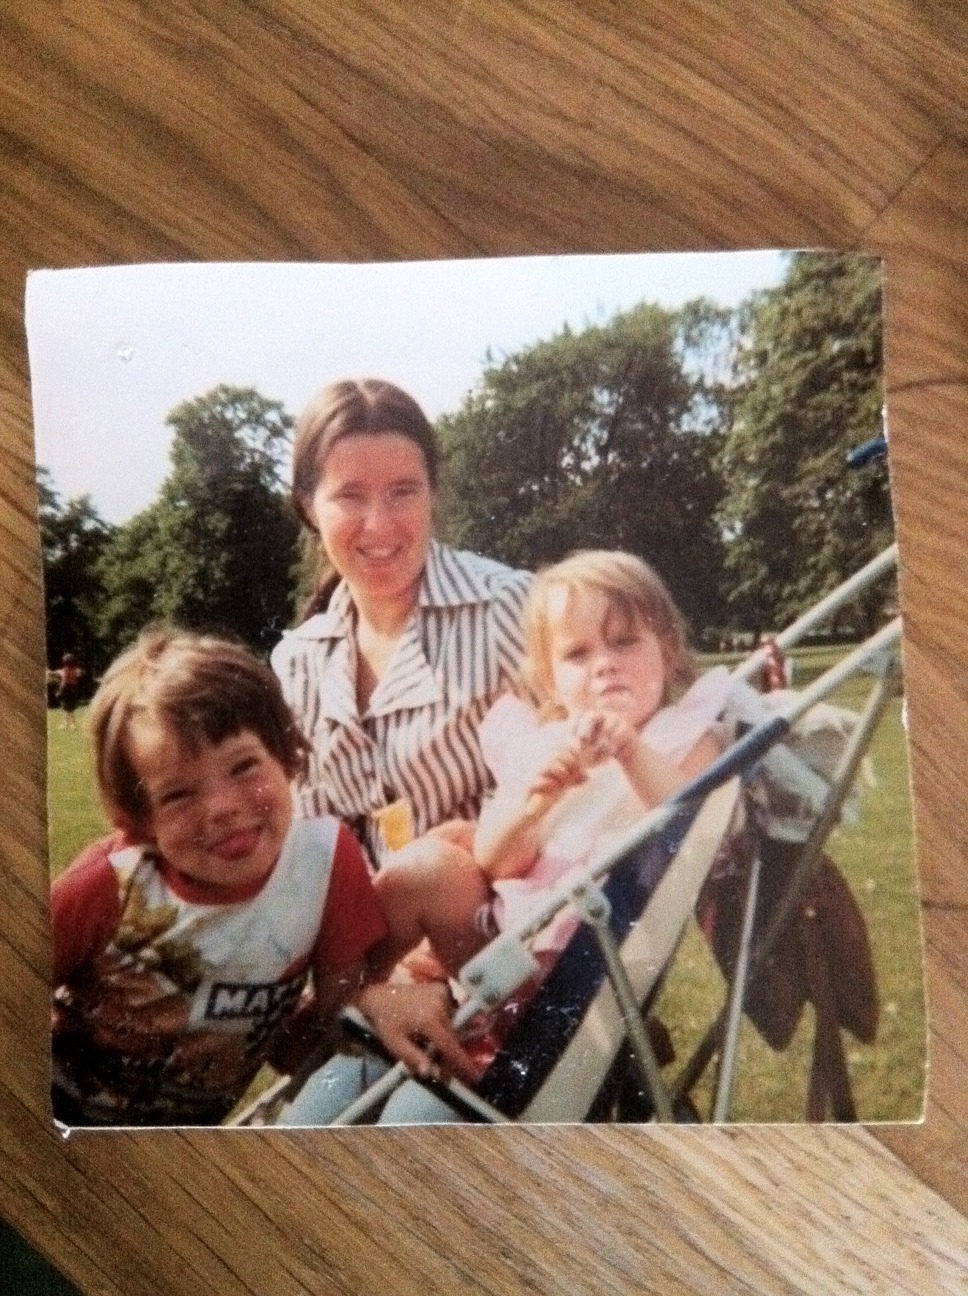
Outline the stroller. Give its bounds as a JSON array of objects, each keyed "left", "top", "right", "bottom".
[{"left": 234, "top": 545, "right": 902, "bottom": 1127}]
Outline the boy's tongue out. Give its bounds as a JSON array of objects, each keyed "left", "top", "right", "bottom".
[{"left": 211, "top": 828, "right": 261, "bottom": 860}]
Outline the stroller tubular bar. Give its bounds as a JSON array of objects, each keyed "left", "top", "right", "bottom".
[{"left": 735, "top": 545, "right": 898, "bottom": 684}]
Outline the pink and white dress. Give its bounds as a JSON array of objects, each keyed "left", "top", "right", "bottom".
[{"left": 478, "top": 668, "right": 734, "bottom": 954}]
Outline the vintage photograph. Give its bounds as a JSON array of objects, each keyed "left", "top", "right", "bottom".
[{"left": 26, "top": 251, "right": 924, "bottom": 1129}]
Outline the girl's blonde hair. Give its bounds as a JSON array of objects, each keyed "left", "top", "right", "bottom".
[{"left": 520, "top": 550, "right": 697, "bottom": 714}]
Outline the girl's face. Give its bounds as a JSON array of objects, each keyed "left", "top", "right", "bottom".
[
  {"left": 126, "top": 720, "right": 293, "bottom": 893},
  {"left": 309, "top": 432, "right": 433, "bottom": 608},
  {"left": 546, "top": 585, "right": 667, "bottom": 729}
]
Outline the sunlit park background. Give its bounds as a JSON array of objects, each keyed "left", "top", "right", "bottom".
[{"left": 40, "top": 251, "right": 925, "bottom": 1121}]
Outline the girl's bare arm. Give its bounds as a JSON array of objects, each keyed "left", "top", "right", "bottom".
[
  {"left": 619, "top": 725, "right": 722, "bottom": 808},
  {"left": 474, "top": 746, "right": 587, "bottom": 881}
]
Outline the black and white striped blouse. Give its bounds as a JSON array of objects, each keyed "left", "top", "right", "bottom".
[{"left": 271, "top": 540, "right": 533, "bottom": 868}]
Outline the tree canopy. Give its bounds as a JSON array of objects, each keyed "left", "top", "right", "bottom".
[
  {"left": 94, "top": 385, "right": 301, "bottom": 658},
  {"left": 438, "top": 300, "right": 731, "bottom": 636},
  {"left": 717, "top": 252, "right": 891, "bottom": 632},
  {"left": 38, "top": 467, "right": 115, "bottom": 672}
]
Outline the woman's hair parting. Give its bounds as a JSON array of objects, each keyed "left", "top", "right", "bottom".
[
  {"left": 89, "top": 627, "right": 309, "bottom": 828},
  {"left": 520, "top": 549, "right": 697, "bottom": 709},
  {"left": 290, "top": 379, "right": 441, "bottom": 616}
]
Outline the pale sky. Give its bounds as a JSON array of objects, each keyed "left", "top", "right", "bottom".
[{"left": 26, "top": 251, "right": 790, "bottom": 525}]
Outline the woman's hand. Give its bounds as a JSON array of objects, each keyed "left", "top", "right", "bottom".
[{"left": 354, "top": 979, "right": 482, "bottom": 1085}]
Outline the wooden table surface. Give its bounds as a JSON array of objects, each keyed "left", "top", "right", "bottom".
[{"left": 2, "top": 3, "right": 966, "bottom": 1292}]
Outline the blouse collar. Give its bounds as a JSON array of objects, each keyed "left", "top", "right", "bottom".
[{"left": 289, "top": 539, "right": 492, "bottom": 642}]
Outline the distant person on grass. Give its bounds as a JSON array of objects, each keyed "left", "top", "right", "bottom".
[
  {"left": 50, "top": 628, "right": 476, "bottom": 1127},
  {"left": 756, "top": 633, "right": 789, "bottom": 693},
  {"left": 48, "top": 652, "right": 84, "bottom": 730}
]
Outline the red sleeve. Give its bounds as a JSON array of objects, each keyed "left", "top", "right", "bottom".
[
  {"left": 50, "top": 836, "right": 124, "bottom": 985},
  {"left": 314, "top": 823, "right": 389, "bottom": 975}
]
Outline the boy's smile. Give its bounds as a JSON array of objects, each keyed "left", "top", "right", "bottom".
[{"left": 125, "top": 719, "right": 294, "bottom": 893}]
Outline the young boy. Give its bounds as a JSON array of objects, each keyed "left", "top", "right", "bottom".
[{"left": 50, "top": 628, "right": 474, "bottom": 1127}]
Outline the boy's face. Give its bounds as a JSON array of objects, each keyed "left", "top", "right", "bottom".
[
  {"left": 125, "top": 718, "right": 293, "bottom": 892},
  {"left": 547, "top": 585, "right": 666, "bottom": 730}
]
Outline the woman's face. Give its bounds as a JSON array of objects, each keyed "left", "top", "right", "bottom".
[{"left": 310, "top": 432, "right": 434, "bottom": 609}]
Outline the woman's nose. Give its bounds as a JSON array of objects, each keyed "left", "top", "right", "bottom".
[{"left": 360, "top": 498, "right": 393, "bottom": 534}]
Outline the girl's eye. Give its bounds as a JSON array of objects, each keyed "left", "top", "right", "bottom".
[{"left": 231, "top": 756, "right": 260, "bottom": 778}]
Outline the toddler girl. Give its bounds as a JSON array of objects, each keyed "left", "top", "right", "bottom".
[{"left": 374, "top": 549, "right": 733, "bottom": 976}]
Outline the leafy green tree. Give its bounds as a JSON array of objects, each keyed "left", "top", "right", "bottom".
[
  {"left": 96, "top": 386, "right": 300, "bottom": 657},
  {"left": 438, "top": 301, "right": 730, "bottom": 636},
  {"left": 718, "top": 253, "right": 890, "bottom": 633},
  {"left": 37, "top": 467, "right": 115, "bottom": 674}
]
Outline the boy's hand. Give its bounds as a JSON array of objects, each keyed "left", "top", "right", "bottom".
[{"left": 355, "top": 979, "right": 482, "bottom": 1085}]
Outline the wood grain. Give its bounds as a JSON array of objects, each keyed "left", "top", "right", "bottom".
[{"left": 2, "top": 2, "right": 966, "bottom": 1291}]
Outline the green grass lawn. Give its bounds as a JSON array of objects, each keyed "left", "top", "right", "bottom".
[
  {"left": 47, "top": 707, "right": 109, "bottom": 877},
  {"left": 46, "top": 649, "right": 926, "bottom": 1123}
]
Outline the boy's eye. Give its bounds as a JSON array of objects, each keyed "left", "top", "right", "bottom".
[
  {"left": 156, "top": 787, "right": 190, "bottom": 808},
  {"left": 230, "top": 756, "right": 260, "bottom": 778}
]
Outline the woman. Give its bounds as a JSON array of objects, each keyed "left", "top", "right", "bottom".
[
  {"left": 270, "top": 379, "right": 532, "bottom": 1124},
  {"left": 272, "top": 378, "right": 532, "bottom": 871}
]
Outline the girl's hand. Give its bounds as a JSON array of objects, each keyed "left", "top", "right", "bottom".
[
  {"left": 526, "top": 744, "right": 589, "bottom": 801},
  {"left": 355, "top": 979, "right": 482, "bottom": 1084},
  {"left": 572, "top": 710, "right": 638, "bottom": 766}
]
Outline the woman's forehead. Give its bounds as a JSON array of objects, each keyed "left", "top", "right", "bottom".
[{"left": 317, "top": 431, "right": 430, "bottom": 483}]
